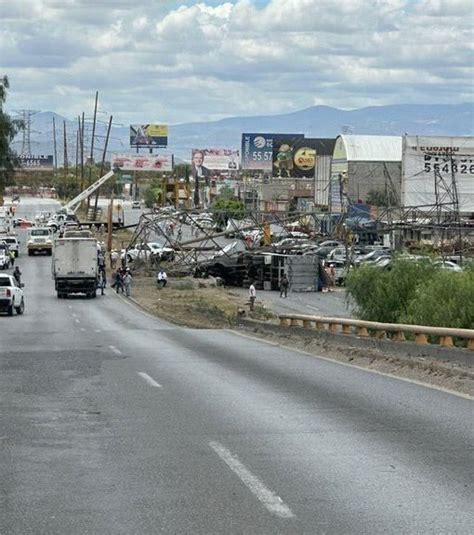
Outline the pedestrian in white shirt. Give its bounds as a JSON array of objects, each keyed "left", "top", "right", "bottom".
[
  {"left": 249, "top": 281, "right": 256, "bottom": 311},
  {"left": 157, "top": 269, "right": 168, "bottom": 289}
]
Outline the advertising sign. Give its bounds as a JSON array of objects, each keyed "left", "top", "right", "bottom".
[
  {"left": 16, "top": 154, "right": 54, "bottom": 171},
  {"left": 130, "top": 124, "right": 168, "bottom": 147},
  {"left": 112, "top": 154, "right": 173, "bottom": 172},
  {"left": 191, "top": 148, "right": 239, "bottom": 173},
  {"left": 241, "top": 133, "right": 301, "bottom": 171},
  {"left": 402, "top": 136, "right": 474, "bottom": 212},
  {"left": 271, "top": 134, "right": 305, "bottom": 177},
  {"left": 272, "top": 137, "right": 335, "bottom": 178}
]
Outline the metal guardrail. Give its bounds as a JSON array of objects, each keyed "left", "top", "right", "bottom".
[{"left": 278, "top": 314, "right": 474, "bottom": 351}]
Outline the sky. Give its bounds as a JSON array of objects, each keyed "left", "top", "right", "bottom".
[{"left": 1, "top": 0, "right": 473, "bottom": 125}]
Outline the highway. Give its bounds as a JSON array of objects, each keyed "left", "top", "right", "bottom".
[{"left": 0, "top": 199, "right": 473, "bottom": 534}]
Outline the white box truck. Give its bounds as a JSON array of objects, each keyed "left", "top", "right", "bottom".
[{"left": 52, "top": 238, "right": 98, "bottom": 298}]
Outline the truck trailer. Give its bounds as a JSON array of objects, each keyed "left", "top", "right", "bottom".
[{"left": 52, "top": 238, "right": 98, "bottom": 298}]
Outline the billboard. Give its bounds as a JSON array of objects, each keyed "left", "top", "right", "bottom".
[
  {"left": 272, "top": 137, "right": 335, "bottom": 178},
  {"left": 130, "top": 124, "right": 168, "bottom": 147},
  {"left": 402, "top": 136, "right": 474, "bottom": 212},
  {"left": 191, "top": 148, "right": 239, "bottom": 174},
  {"left": 16, "top": 154, "right": 54, "bottom": 171},
  {"left": 241, "top": 133, "right": 301, "bottom": 171},
  {"left": 112, "top": 154, "right": 173, "bottom": 172}
]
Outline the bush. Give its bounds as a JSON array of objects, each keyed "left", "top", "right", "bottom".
[
  {"left": 345, "top": 258, "right": 437, "bottom": 323},
  {"left": 346, "top": 258, "right": 474, "bottom": 328},
  {"left": 401, "top": 268, "right": 474, "bottom": 329}
]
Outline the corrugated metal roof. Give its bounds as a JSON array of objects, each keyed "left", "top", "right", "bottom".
[{"left": 339, "top": 135, "right": 402, "bottom": 162}]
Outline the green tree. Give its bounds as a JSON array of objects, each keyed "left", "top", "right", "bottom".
[
  {"left": 143, "top": 178, "right": 162, "bottom": 208},
  {"left": 0, "top": 76, "right": 23, "bottom": 201}
]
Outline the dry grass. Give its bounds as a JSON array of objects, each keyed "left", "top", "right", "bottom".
[{"left": 131, "top": 275, "right": 249, "bottom": 328}]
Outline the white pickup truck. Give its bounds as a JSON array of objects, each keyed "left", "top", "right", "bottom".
[{"left": 0, "top": 273, "right": 25, "bottom": 315}]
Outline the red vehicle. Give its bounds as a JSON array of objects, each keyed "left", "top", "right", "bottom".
[{"left": 13, "top": 218, "right": 33, "bottom": 228}]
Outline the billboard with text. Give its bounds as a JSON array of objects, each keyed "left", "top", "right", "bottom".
[
  {"left": 273, "top": 137, "right": 335, "bottom": 178},
  {"left": 241, "top": 133, "right": 301, "bottom": 171},
  {"left": 16, "top": 154, "right": 54, "bottom": 171},
  {"left": 191, "top": 148, "right": 239, "bottom": 173},
  {"left": 130, "top": 124, "right": 168, "bottom": 147},
  {"left": 112, "top": 154, "right": 173, "bottom": 172}
]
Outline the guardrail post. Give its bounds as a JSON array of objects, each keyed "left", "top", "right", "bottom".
[
  {"left": 303, "top": 319, "right": 314, "bottom": 329},
  {"left": 357, "top": 327, "right": 369, "bottom": 337},
  {"left": 280, "top": 318, "right": 291, "bottom": 327},
  {"left": 415, "top": 333, "right": 429, "bottom": 345},
  {"left": 291, "top": 318, "right": 303, "bottom": 327},
  {"left": 393, "top": 331, "right": 406, "bottom": 342},
  {"left": 375, "top": 331, "right": 387, "bottom": 340},
  {"left": 468, "top": 339, "right": 474, "bottom": 351},
  {"left": 316, "top": 321, "right": 325, "bottom": 330},
  {"left": 439, "top": 336, "right": 454, "bottom": 348},
  {"left": 329, "top": 323, "right": 338, "bottom": 334},
  {"left": 341, "top": 325, "right": 351, "bottom": 335}
]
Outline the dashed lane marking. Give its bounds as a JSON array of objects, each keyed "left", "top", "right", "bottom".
[
  {"left": 209, "top": 441, "right": 294, "bottom": 519},
  {"left": 108, "top": 345, "right": 122, "bottom": 355},
  {"left": 138, "top": 372, "right": 162, "bottom": 388}
]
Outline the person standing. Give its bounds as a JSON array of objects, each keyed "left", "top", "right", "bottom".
[
  {"left": 249, "top": 281, "right": 256, "bottom": 311},
  {"left": 123, "top": 269, "right": 132, "bottom": 297},
  {"left": 13, "top": 266, "right": 22, "bottom": 285},
  {"left": 280, "top": 274, "right": 289, "bottom": 298},
  {"left": 9, "top": 249, "right": 15, "bottom": 267}
]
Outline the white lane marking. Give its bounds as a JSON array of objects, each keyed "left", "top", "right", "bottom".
[
  {"left": 74, "top": 319, "right": 80, "bottom": 324},
  {"left": 95, "top": 329, "right": 102, "bottom": 333},
  {"left": 138, "top": 372, "right": 162, "bottom": 388},
  {"left": 306, "top": 305, "right": 319, "bottom": 312},
  {"left": 228, "top": 330, "right": 473, "bottom": 401},
  {"left": 108, "top": 345, "right": 122, "bottom": 355},
  {"left": 80, "top": 328, "right": 85, "bottom": 332},
  {"left": 209, "top": 441, "right": 294, "bottom": 519},
  {"left": 68, "top": 305, "right": 72, "bottom": 309}
]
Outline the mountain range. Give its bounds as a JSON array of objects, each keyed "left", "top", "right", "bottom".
[{"left": 11, "top": 103, "right": 474, "bottom": 163}]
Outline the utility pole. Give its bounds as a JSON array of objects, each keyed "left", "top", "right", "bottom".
[
  {"left": 52, "top": 117, "right": 58, "bottom": 172},
  {"left": 80, "top": 112, "right": 85, "bottom": 191},
  {"left": 93, "top": 114, "right": 113, "bottom": 218},
  {"left": 87, "top": 91, "right": 98, "bottom": 209},
  {"left": 63, "top": 120, "right": 68, "bottom": 180}
]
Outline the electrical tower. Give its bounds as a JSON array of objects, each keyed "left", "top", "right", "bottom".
[{"left": 14, "top": 109, "right": 40, "bottom": 154}]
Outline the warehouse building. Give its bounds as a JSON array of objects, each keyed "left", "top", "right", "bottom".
[{"left": 330, "top": 135, "right": 402, "bottom": 209}]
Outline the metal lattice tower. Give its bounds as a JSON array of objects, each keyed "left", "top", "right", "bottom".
[{"left": 14, "top": 109, "right": 40, "bottom": 154}]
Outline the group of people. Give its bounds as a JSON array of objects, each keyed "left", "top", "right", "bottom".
[{"left": 111, "top": 267, "right": 133, "bottom": 297}]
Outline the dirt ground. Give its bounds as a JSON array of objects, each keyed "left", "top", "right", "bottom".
[{"left": 129, "top": 274, "right": 273, "bottom": 328}]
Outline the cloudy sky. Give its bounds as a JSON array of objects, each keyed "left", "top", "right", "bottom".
[{"left": 1, "top": 0, "right": 473, "bottom": 124}]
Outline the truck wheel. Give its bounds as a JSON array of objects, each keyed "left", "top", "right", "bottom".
[
  {"left": 91, "top": 291, "right": 97, "bottom": 299},
  {"left": 15, "top": 298, "right": 24, "bottom": 315},
  {"left": 47, "top": 250, "right": 52, "bottom": 256},
  {"left": 28, "top": 250, "right": 33, "bottom": 256},
  {"left": 7, "top": 301, "right": 14, "bottom": 316}
]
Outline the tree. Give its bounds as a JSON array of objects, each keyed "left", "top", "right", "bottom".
[{"left": 0, "top": 76, "right": 23, "bottom": 201}]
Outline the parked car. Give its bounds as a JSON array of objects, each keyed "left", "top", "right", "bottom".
[
  {"left": 433, "top": 260, "right": 463, "bottom": 272},
  {"left": 0, "top": 273, "right": 24, "bottom": 315},
  {"left": 126, "top": 242, "right": 175, "bottom": 263},
  {"left": 0, "top": 246, "right": 11, "bottom": 269}
]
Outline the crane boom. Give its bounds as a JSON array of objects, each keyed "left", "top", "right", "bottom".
[{"left": 62, "top": 170, "right": 115, "bottom": 214}]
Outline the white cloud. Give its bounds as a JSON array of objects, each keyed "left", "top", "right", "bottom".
[{"left": 1, "top": 0, "right": 472, "bottom": 123}]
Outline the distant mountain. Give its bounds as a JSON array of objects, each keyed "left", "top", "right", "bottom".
[{"left": 11, "top": 103, "right": 474, "bottom": 163}]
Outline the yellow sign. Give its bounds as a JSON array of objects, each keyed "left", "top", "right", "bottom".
[{"left": 146, "top": 124, "right": 168, "bottom": 136}]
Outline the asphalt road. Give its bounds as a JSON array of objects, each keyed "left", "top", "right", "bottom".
[{"left": 0, "top": 199, "right": 473, "bottom": 534}]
